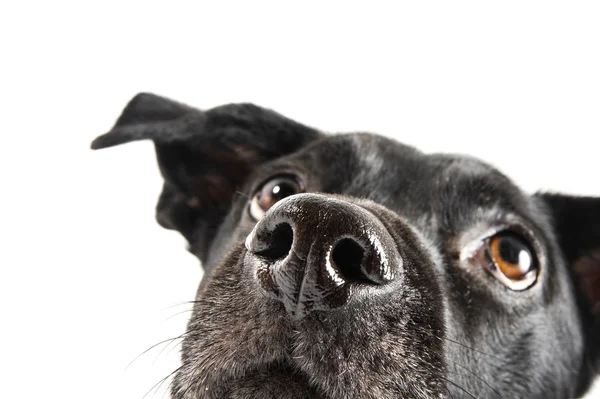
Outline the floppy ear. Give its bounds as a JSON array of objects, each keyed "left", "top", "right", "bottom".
[
  {"left": 536, "top": 193, "right": 600, "bottom": 373},
  {"left": 92, "top": 93, "right": 322, "bottom": 261}
]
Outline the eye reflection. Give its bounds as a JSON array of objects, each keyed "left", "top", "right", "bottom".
[
  {"left": 249, "top": 175, "right": 303, "bottom": 220},
  {"left": 475, "top": 232, "right": 539, "bottom": 291}
]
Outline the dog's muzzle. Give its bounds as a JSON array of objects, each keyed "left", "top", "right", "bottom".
[{"left": 245, "top": 193, "right": 402, "bottom": 319}]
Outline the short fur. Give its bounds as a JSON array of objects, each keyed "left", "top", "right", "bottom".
[{"left": 92, "top": 93, "right": 600, "bottom": 398}]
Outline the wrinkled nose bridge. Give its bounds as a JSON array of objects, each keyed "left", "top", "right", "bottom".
[{"left": 245, "top": 193, "right": 402, "bottom": 319}]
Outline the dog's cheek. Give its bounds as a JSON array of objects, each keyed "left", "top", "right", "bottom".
[
  {"left": 172, "top": 246, "right": 294, "bottom": 398},
  {"left": 441, "top": 252, "right": 587, "bottom": 399}
]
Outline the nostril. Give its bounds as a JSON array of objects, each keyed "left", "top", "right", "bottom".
[
  {"left": 255, "top": 223, "right": 294, "bottom": 261},
  {"left": 331, "top": 238, "right": 373, "bottom": 283}
]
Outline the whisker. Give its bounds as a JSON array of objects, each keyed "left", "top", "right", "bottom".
[
  {"left": 449, "top": 360, "right": 504, "bottom": 398},
  {"left": 155, "top": 336, "right": 186, "bottom": 363},
  {"left": 127, "top": 338, "right": 180, "bottom": 370},
  {"left": 163, "top": 308, "right": 195, "bottom": 323},
  {"left": 441, "top": 377, "right": 477, "bottom": 399},
  {"left": 443, "top": 337, "right": 504, "bottom": 362},
  {"left": 127, "top": 331, "right": 193, "bottom": 370},
  {"left": 441, "top": 380, "right": 456, "bottom": 399},
  {"left": 142, "top": 365, "right": 183, "bottom": 399},
  {"left": 160, "top": 300, "right": 202, "bottom": 311}
]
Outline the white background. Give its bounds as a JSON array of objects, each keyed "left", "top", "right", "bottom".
[{"left": 1, "top": 2, "right": 599, "bottom": 398}]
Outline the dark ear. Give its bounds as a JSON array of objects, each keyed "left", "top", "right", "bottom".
[
  {"left": 536, "top": 193, "right": 600, "bottom": 372},
  {"left": 92, "top": 93, "right": 322, "bottom": 259}
]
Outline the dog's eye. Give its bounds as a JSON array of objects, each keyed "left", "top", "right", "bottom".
[
  {"left": 249, "top": 175, "right": 303, "bottom": 220},
  {"left": 476, "top": 232, "right": 538, "bottom": 290}
]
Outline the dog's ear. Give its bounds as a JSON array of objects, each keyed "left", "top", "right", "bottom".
[
  {"left": 536, "top": 193, "right": 600, "bottom": 371},
  {"left": 92, "top": 93, "right": 322, "bottom": 259}
]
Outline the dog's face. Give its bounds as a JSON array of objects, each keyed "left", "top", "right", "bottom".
[{"left": 93, "top": 93, "right": 600, "bottom": 399}]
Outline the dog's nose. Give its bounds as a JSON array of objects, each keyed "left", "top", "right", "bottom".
[{"left": 245, "top": 193, "right": 402, "bottom": 319}]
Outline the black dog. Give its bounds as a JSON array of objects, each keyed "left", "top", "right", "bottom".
[{"left": 92, "top": 93, "right": 599, "bottom": 399}]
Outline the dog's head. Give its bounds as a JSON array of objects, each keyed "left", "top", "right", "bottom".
[{"left": 93, "top": 93, "right": 600, "bottom": 399}]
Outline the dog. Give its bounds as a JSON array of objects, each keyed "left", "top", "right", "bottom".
[{"left": 92, "top": 93, "right": 599, "bottom": 399}]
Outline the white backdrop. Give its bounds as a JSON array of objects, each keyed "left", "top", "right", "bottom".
[{"left": 1, "top": 2, "right": 599, "bottom": 398}]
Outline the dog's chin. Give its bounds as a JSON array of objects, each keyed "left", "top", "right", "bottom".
[
  {"left": 182, "top": 360, "right": 439, "bottom": 399},
  {"left": 187, "top": 363, "right": 324, "bottom": 399},
  {"left": 174, "top": 346, "right": 443, "bottom": 399}
]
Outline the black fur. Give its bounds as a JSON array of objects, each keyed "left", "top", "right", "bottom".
[{"left": 92, "top": 93, "right": 600, "bottom": 398}]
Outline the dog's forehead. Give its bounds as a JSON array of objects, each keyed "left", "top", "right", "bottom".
[{"left": 289, "top": 133, "right": 529, "bottom": 221}]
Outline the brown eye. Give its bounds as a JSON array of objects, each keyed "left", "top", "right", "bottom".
[
  {"left": 249, "top": 176, "right": 303, "bottom": 220},
  {"left": 476, "top": 232, "right": 538, "bottom": 290}
]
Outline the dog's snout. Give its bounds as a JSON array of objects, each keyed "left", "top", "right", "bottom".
[{"left": 245, "top": 193, "right": 402, "bottom": 319}]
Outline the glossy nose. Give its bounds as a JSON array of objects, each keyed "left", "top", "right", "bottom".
[{"left": 245, "top": 194, "right": 402, "bottom": 319}]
